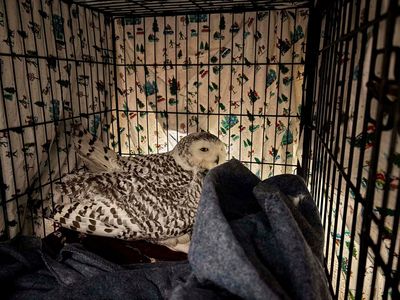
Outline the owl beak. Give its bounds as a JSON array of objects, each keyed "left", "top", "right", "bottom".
[
  {"left": 199, "top": 168, "right": 209, "bottom": 176},
  {"left": 215, "top": 157, "right": 219, "bottom": 165}
]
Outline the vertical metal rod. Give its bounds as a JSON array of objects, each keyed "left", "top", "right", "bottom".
[
  {"left": 142, "top": 18, "right": 151, "bottom": 154},
  {"left": 76, "top": 6, "right": 92, "bottom": 130},
  {"left": 249, "top": 13, "right": 258, "bottom": 173},
  {"left": 68, "top": 3, "right": 83, "bottom": 125},
  {"left": 111, "top": 18, "right": 122, "bottom": 155},
  {"left": 217, "top": 12, "right": 222, "bottom": 140},
  {"left": 196, "top": 14, "right": 200, "bottom": 132},
  {"left": 91, "top": 11, "right": 107, "bottom": 145},
  {"left": 185, "top": 14, "right": 189, "bottom": 135},
  {"left": 206, "top": 13, "right": 211, "bottom": 132},
  {"left": 122, "top": 18, "right": 132, "bottom": 153},
  {"left": 228, "top": 12, "right": 235, "bottom": 162},
  {"left": 307, "top": 60, "right": 318, "bottom": 188},
  {"left": 130, "top": 16, "right": 140, "bottom": 153},
  {"left": 260, "top": 12, "right": 271, "bottom": 179},
  {"left": 174, "top": 15, "right": 179, "bottom": 139},
  {"left": 103, "top": 16, "right": 115, "bottom": 147},
  {"left": 83, "top": 6, "right": 99, "bottom": 139},
  {"left": 151, "top": 16, "right": 158, "bottom": 153},
  {"left": 108, "top": 17, "right": 116, "bottom": 149},
  {"left": 238, "top": 12, "right": 246, "bottom": 167},
  {"left": 163, "top": 15, "right": 169, "bottom": 151},
  {"left": 285, "top": 9, "right": 297, "bottom": 174},
  {"left": 272, "top": 11, "right": 283, "bottom": 176},
  {"left": 97, "top": 12, "right": 111, "bottom": 146},
  {"left": 75, "top": 8, "right": 91, "bottom": 122}
]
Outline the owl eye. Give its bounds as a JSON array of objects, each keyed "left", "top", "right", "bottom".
[{"left": 200, "top": 147, "right": 209, "bottom": 152}]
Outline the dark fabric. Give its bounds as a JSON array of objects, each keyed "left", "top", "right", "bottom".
[
  {"left": 15, "top": 262, "right": 191, "bottom": 300},
  {"left": 42, "top": 227, "right": 188, "bottom": 264},
  {"left": 0, "top": 159, "right": 330, "bottom": 299},
  {"left": 172, "top": 159, "right": 331, "bottom": 300},
  {"left": 0, "top": 235, "right": 190, "bottom": 300}
]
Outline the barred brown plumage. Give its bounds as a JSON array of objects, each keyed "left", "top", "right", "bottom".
[{"left": 51, "top": 126, "right": 226, "bottom": 252}]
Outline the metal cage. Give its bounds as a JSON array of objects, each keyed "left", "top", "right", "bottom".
[{"left": 0, "top": 0, "right": 399, "bottom": 299}]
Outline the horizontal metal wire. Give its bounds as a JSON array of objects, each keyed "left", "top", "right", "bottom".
[
  {"left": 0, "top": 110, "right": 116, "bottom": 133},
  {"left": 119, "top": 111, "right": 300, "bottom": 118},
  {"left": 0, "top": 51, "right": 115, "bottom": 65},
  {"left": 115, "top": 62, "right": 306, "bottom": 67},
  {"left": 70, "top": 0, "right": 311, "bottom": 17},
  {"left": 118, "top": 154, "right": 297, "bottom": 167}
]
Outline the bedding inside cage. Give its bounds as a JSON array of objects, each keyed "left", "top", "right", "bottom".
[{"left": 0, "top": 159, "right": 332, "bottom": 299}]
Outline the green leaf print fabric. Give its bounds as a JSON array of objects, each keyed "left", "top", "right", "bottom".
[{"left": 113, "top": 11, "right": 308, "bottom": 179}]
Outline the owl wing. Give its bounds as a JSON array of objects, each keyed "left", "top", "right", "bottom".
[
  {"left": 53, "top": 171, "right": 141, "bottom": 238},
  {"left": 53, "top": 156, "right": 194, "bottom": 240}
]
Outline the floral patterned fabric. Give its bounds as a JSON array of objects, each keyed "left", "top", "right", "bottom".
[
  {"left": 0, "top": 0, "right": 114, "bottom": 239},
  {"left": 113, "top": 10, "right": 307, "bottom": 178}
]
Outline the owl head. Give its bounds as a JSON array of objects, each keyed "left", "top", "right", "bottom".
[{"left": 172, "top": 132, "right": 227, "bottom": 172}]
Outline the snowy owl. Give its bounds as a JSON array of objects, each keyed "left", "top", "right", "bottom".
[{"left": 51, "top": 127, "right": 226, "bottom": 252}]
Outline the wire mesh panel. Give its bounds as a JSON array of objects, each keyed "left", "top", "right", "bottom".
[
  {"left": 302, "top": 0, "right": 400, "bottom": 298},
  {"left": 0, "top": 0, "right": 115, "bottom": 240},
  {"left": 0, "top": 0, "right": 309, "bottom": 240},
  {"left": 112, "top": 10, "right": 308, "bottom": 179}
]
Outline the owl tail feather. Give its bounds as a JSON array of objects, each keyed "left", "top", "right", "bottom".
[{"left": 72, "top": 124, "right": 121, "bottom": 172}]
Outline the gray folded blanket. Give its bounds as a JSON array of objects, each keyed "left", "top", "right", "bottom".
[
  {"left": 172, "top": 158, "right": 331, "bottom": 299},
  {"left": 0, "top": 159, "right": 331, "bottom": 299}
]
